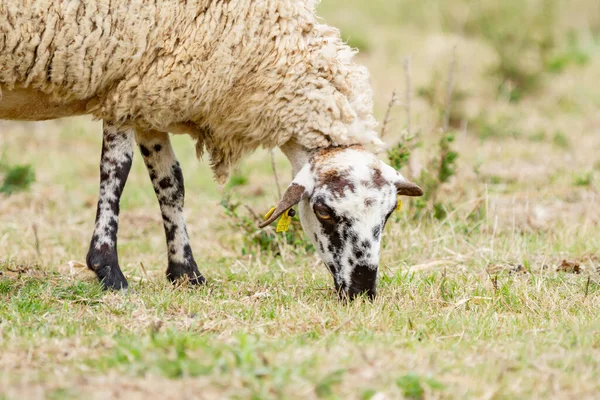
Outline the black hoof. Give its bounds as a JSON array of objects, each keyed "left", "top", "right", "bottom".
[
  {"left": 167, "top": 261, "right": 206, "bottom": 286},
  {"left": 96, "top": 264, "right": 129, "bottom": 290},
  {"left": 87, "top": 250, "right": 128, "bottom": 290}
]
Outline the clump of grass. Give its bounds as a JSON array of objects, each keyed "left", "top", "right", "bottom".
[
  {"left": 387, "top": 50, "right": 461, "bottom": 221},
  {"left": 462, "top": 0, "right": 558, "bottom": 102},
  {"left": 414, "top": 132, "right": 460, "bottom": 220},
  {"left": 417, "top": 70, "right": 469, "bottom": 131},
  {"left": 552, "top": 130, "right": 570, "bottom": 149},
  {"left": 226, "top": 169, "right": 248, "bottom": 189},
  {"left": 220, "top": 195, "right": 313, "bottom": 256},
  {"left": 573, "top": 172, "right": 593, "bottom": 187},
  {"left": 545, "top": 31, "right": 591, "bottom": 73},
  {"left": 396, "top": 373, "right": 445, "bottom": 400},
  {"left": 0, "top": 160, "right": 35, "bottom": 195},
  {"left": 471, "top": 113, "right": 522, "bottom": 141},
  {"left": 315, "top": 369, "right": 346, "bottom": 398},
  {"left": 220, "top": 149, "right": 314, "bottom": 256},
  {"left": 528, "top": 130, "right": 547, "bottom": 142}
]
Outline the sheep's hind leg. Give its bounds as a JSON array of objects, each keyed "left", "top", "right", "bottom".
[
  {"left": 86, "top": 123, "right": 134, "bottom": 290},
  {"left": 135, "top": 130, "right": 205, "bottom": 286}
]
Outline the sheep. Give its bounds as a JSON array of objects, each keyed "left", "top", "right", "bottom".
[{"left": 0, "top": 0, "right": 423, "bottom": 299}]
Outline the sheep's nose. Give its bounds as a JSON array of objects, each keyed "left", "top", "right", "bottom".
[
  {"left": 347, "top": 285, "right": 376, "bottom": 301},
  {"left": 347, "top": 264, "right": 378, "bottom": 301}
]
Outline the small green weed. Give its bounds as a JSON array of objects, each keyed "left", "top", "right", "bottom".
[
  {"left": 315, "top": 369, "right": 346, "bottom": 398},
  {"left": 472, "top": 113, "right": 522, "bottom": 141},
  {"left": 573, "top": 172, "right": 593, "bottom": 187},
  {"left": 552, "top": 131, "right": 570, "bottom": 149},
  {"left": 0, "top": 161, "right": 35, "bottom": 194},
  {"left": 417, "top": 70, "right": 469, "bottom": 130},
  {"left": 528, "top": 130, "right": 547, "bottom": 142},
  {"left": 396, "top": 373, "right": 444, "bottom": 399},
  {"left": 387, "top": 50, "right": 461, "bottom": 221},
  {"left": 546, "top": 31, "right": 590, "bottom": 73},
  {"left": 462, "top": 0, "right": 558, "bottom": 101},
  {"left": 220, "top": 195, "right": 314, "bottom": 256},
  {"left": 226, "top": 170, "right": 248, "bottom": 189}
]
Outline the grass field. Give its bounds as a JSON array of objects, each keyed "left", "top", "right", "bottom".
[{"left": 1, "top": 0, "right": 600, "bottom": 398}]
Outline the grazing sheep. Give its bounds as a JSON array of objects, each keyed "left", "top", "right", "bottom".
[{"left": 0, "top": 0, "right": 423, "bottom": 299}]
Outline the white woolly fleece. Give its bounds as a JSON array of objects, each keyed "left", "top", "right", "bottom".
[{"left": 0, "top": 0, "right": 381, "bottom": 181}]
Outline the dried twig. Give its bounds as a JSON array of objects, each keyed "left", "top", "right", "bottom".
[
  {"left": 404, "top": 57, "right": 412, "bottom": 136},
  {"left": 380, "top": 89, "right": 398, "bottom": 138},
  {"left": 139, "top": 261, "right": 149, "bottom": 278},
  {"left": 440, "top": 267, "right": 448, "bottom": 299},
  {"left": 244, "top": 204, "right": 262, "bottom": 222},
  {"left": 442, "top": 46, "right": 457, "bottom": 133},
  {"left": 403, "top": 56, "right": 417, "bottom": 178},
  {"left": 487, "top": 270, "right": 499, "bottom": 292},
  {"left": 585, "top": 276, "right": 591, "bottom": 297},
  {"left": 32, "top": 223, "right": 41, "bottom": 257},
  {"left": 270, "top": 149, "right": 282, "bottom": 200}
]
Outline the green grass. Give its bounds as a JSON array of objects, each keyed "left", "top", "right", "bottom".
[
  {"left": 2, "top": 261, "right": 600, "bottom": 398},
  {"left": 2, "top": 0, "right": 600, "bottom": 398}
]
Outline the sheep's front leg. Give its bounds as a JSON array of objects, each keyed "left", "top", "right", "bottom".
[
  {"left": 86, "top": 123, "right": 133, "bottom": 290},
  {"left": 135, "top": 130, "right": 205, "bottom": 285}
]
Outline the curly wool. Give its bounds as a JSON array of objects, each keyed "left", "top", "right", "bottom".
[{"left": 0, "top": 0, "right": 380, "bottom": 181}]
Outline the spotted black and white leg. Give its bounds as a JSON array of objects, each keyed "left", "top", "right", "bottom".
[
  {"left": 135, "top": 130, "right": 205, "bottom": 285},
  {"left": 86, "top": 122, "right": 134, "bottom": 290}
]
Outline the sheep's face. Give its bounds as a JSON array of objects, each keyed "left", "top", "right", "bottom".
[{"left": 260, "top": 146, "right": 423, "bottom": 300}]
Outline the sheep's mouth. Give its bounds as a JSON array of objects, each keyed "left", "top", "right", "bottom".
[
  {"left": 332, "top": 264, "right": 377, "bottom": 301},
  {"left": 334, "top": 282, "right": 377, "bottom": 302}
]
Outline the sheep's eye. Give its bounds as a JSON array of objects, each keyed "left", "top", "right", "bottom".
[{"left": 314, "top": 204, "right": 332, "bottom": 221}]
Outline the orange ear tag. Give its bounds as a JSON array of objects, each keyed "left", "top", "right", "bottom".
[{"left": 396, "top": 197, "right": 403, "bottom": 212}]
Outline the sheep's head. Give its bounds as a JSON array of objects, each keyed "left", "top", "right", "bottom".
[{"left": 260, "top": 146, "right": 423, "bottom": 300}]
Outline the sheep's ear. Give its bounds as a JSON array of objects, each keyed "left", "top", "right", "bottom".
[
  {"left": 395, "top": 180, "right": 423, "bottom": 197},
  {"left": 258, "top": 184, "right": 306, "bottom": 228},
  {"left": 380, "top": 161, "right": 424, "bottom": 197},
  {"left": 258, "top": 165, "right": 313, "bottom": 228}
]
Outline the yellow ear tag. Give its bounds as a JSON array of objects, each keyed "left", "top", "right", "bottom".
[
  {"left": 396, "top": 198, "right": 403, "bottom": 212},
  {"left": 276, "top": 209, "right": 292, "bottom": 233},
  {"left": 264, "top": 207, "right": 276, "bottom": 220}
]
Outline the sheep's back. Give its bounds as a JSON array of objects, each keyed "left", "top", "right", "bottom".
[{"left": 0, "top": 0, "right": 181, "bottom": 101}]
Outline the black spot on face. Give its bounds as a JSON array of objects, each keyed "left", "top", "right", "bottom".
[
  {"left": 349, "top": 264, "right": 377, "bottom": 300},
  {"left": 139, "top": 144, "right": 151, "bottom": 157},
  {"left": 153, "top": 144, "right": 162, "bottom": 152},
  {"left": 354, "top": 249, "right": 364, "bottom": 260},
  {"left": 373, "top": 226, "right": 381, "bottom": 240},
  {"left": 348, "top": 231, "right": 359, "bottom": 245},
  {"left": 314, "top": 233, "right": 326, "bottom": 253}
]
